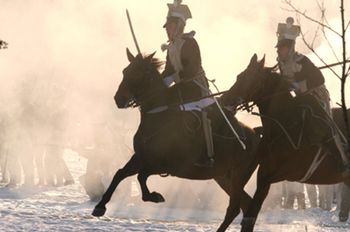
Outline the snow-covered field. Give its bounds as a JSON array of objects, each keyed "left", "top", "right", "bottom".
[{"left": 0, "top": 152, "right": 349, "bottom": 232}]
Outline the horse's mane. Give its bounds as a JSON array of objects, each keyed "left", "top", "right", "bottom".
[
  {"left": 139, "top": 53, "right": 164, "bottom": 73},
  {"left": 263, "top": 66, "right": 283, "bottom": 84},
  {"left": 263, "top": 65, "right": 279, "bottom": 76}
]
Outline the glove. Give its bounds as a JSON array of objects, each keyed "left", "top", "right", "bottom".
[
  {"left": 163, "top": 75, "right": 175, "bottom": 87},
  {"left": 292, "top": 80, "right": 307, "bottom": 94}
]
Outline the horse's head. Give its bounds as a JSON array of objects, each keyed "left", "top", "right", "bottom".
[
  {"left": 115, "top": 48, "right": 163, "bottom": 109},
  {"left": 221, "top": 54, "right": 266, "bottom": 107}
]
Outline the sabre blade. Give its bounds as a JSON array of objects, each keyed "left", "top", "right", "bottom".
[{"left": 126, "top": 9, "right": 141, "bottom": 54}]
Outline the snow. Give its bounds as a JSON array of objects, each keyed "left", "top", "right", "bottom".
[{"left": 0, "top": 151, "right": 349, "bottom": 232}]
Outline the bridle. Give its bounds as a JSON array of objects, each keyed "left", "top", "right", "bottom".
[
  {"left": 236, "top": 68, "right": 292, "bottom": 113},
  {"left": 124, "top": 61, "right": 164, "bottom": 110}
]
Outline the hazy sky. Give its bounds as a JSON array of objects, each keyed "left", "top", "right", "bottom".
[{"left": 0, "top": 0, "right": 349, "bottom": 124}]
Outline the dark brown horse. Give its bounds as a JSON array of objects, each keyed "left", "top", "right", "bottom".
[
  {"left": 91, "top": 49, "right": 260, "bottom": 232},
  {"left": 221, "top": 54, "right": 350, "bottom": 232}
]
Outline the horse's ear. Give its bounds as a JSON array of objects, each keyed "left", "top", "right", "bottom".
[
  {"left": 249, "top": 54, "right": 258, "bottom": 66},
  {"left": 126, "top": 48, "right": 135, "bottom": 62},
  {"left": 146, "top": 51, "right": 156, "bottom": 61},
  {"left": 259, "top": 54, "right": 266, "bottom": 68}
]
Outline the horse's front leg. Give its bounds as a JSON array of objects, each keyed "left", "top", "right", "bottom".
[
  {"left": 241, "top": 170, "right": 271, "bottom": 232},
  {"left": 92, "top": 154, "right": 141, "bottom": 217},
  {"left": 137, "top": 172, "right": 165, "bottom": 203},
  {"left": 216, "top": 187, "right": 243, "bottom": 232}
]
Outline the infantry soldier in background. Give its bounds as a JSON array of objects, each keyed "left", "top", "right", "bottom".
[
  {"left": 0, "top": 39, "right": 8, "bottom": 182},
  {"left": 282, "top": 182, "right": 306, "bottom": 209},
  {"left": 44, "top": 83, "right": 74, "bottom": 186}
]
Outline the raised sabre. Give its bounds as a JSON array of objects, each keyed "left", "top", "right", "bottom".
[{"left": 126, "top": 9, "right": 141, "bottom": 54}]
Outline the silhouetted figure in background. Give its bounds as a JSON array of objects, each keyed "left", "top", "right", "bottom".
[
  {"left": 262, "top": 183, "right": 284, "bottom": 210},
  {"left": 318, "top": 185, "right": 333, "bottom": 210},
  {"left": 339, "top": 184, "right": 350, "bottom": 221},
  {"left": 72, "top": 106, "right": 135, "bottom": 202},
  {"left": 305, "top": 184, "right": 317, "bottom": 208},
  {"left": 0, "top": 113, "right": 9, "bottom": 183},
  {"left": 43, "top": 84, "right": 74, "bottom": 186},
  {"left": 282, "top": 182, "right": 305, "bottom": 209},
  {"left": 4, "top": 79, "right": 39, "bottom": 187}
]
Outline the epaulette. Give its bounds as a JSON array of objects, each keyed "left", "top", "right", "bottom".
[{"left": 182, "top": 31, "right": 196, "bottom": 39}]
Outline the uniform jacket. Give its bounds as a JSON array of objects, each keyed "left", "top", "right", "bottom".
[
  {"left": 162, "top": 35, "right": 209, "bottom": 105},
  {"left": 293, "top": 55, "right": 325, "bottom": 90}
]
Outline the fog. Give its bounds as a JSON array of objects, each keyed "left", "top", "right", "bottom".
[{"left": 0, "top": 0, "right": 349, "bottom": 214}]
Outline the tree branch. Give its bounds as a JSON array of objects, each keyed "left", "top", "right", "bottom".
[
  {"left": 321, "top": 27, "right": 341, "bottom": 62},
  {"left": 282, "top": 0, "right": 342, "bottom": 37},
  {"left": 340, "top": 0, "right": 350, "bottom": 143},
  {"left": 316, "top": 1, "right": 340, "bottom": 62},
  {"left": 346, "top": 20, "right": 350, "bottom": 32},
  {"left": 319, "top": 60, "right": 350, "bottom": 69},
  {"left": 300, "top": 29, "right": 341, "bottom": 80}
]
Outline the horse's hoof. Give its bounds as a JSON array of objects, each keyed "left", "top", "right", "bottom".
[
  {"left": 339, "top": 215, "right": 348, "bottom": 222},
  {"left": 240, "top": 217, "right": 256, "bottom": 232},
  {"left": 92, "top": 206, "right": 106, "bottom": 217},
  {"left": 150, "top": 192, "right": 165, "bottom": 203},
  {"left": 339, "top": 211, "right": 349, "bottom": 222},
  {"left": 143, "top": 192, "right": 165, "bottom": 203}
]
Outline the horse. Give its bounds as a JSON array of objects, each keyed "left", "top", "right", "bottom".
[
  {"left": 91, "top": 48, "right": 260, "bottom": 232},
  {"left": 221, "top": 54, "right": 350, "bottom": 232}
]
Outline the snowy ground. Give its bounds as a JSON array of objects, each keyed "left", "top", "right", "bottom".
[{"left": 0, "top": 152, "right": 349, "bottom": 232}]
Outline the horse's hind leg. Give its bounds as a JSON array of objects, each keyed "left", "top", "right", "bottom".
[
  {"left": 92, "top": 154, "right": 141, "bottom": 217},
  {"left": 240, "top": 191, "right": 252, "bottom": 214},
  {"left": 241, "top": 171, "right": 271, "bottom": 232},
  {"left": 137, "top": 172, "right": 165, "bottom": 203}
]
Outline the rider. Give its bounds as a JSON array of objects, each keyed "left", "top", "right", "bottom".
[
  {"left": 161, "top": 0, "right": 215, "bottom": 167},
  {"left": 276, "top": 17, "right": 350, "bottom": 175}
]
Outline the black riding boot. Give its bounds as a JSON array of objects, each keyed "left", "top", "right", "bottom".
[{"left": 195, "top": 111, "right": 214, "bottom": 168}]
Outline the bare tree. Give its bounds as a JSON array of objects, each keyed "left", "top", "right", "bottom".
[{"left": 282, "top": 0, "right": 350, "bottom": 145}]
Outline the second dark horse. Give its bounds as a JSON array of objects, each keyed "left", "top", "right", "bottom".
[{"left": 92, "top": 49, "right": 259, "bottom": 232}]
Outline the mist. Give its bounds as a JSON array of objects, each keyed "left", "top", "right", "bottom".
[{"left": 0, "top": 0, "right": 349, "bottom": 215}]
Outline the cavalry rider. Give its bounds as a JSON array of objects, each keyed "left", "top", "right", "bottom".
[
  {"left": 276, "top": 17, "right": 350, "bottom": 175},
  {"left": 161, "top": 0, "right": 215, "bottom": 167}
]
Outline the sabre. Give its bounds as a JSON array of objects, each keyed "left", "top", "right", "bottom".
[
  {"left": 126, "top": 9, "right": 141, "bottom": 54},
  {"left": 194, "top": 79, "right": 247, "bottom": 150}
]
